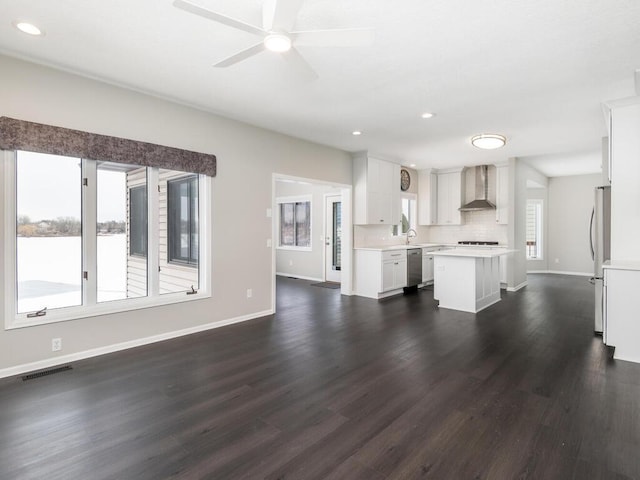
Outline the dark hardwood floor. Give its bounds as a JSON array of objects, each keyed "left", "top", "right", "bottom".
[{"left": 1, "top": 274, "right": 639, "bottom": 479}]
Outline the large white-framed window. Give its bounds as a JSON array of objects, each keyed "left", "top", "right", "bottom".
[
  {"left": 526, "top": 199, "right": 543, "bottom": 259},
  {"left": 393, "top": 193, "right": 417, "bottom": 236},
  {"left": 3, "top": 149, "right": 212, "bottom": 329},
  {"left": 276, "top": 195, "right": 312, "bottom": 251}
]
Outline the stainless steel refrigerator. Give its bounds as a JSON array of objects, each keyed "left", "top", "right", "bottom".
[{"left": 590, "top": 185, "right": 611, "bottom": 335}]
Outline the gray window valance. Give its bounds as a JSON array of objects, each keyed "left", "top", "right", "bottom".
[{"left": 0, "top": 116, "right": 216, "bottom": 176}]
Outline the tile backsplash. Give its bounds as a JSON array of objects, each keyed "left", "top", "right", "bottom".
[
  {"left": 354, "top": 209, "right": 507, "bottom": 247},
  {"left": 422, "top": 209, "right": 508, "bottom": 244}
]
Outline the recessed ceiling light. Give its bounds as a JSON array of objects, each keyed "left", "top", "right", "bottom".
[
  {"left": 352, "top": 131, "right": 362, "bottom": 136},
  {"left": 409, "top": 164, "right": 416, "bottom": 167},
  {"left": 421, "top": 112, "right": 434, "bottom": 119},
  {"left": 471, "top": 133, "right": 506, "bottom": 150},
  {"left": 264, "top": 33, "right": 291, "bottom": 52},
  {"left": 13, "top": 21, "right": 43, "bottom": 36}
]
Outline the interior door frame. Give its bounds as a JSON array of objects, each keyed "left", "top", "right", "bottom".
[{"left": 271, "top": 174, "right": 353, "bottom": 312}]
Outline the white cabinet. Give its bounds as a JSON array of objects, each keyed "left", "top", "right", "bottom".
[
  {"left": 353, "top": 153, "right": 400, "bottom": 225},
  {"left": 422, "top": 247, "right": 438, "bottom": 283},
  {"left": 609, "top": 100, "right": 640, "bottom": 261},
  {"left": 354, "top": 249, "right": 407, "bottom": 298},
  {"left": 495, "top": 163, "right": 509, "bottom": 225},
  {"left": 436, "top": 169, "right": 463, "bottom": 225},
  {"left": 418, "top": 169, "right": 437, "bottom": 225},
  {"left": 382, "top": 252, "right": 407, "bottom": 292},
  {"left": 604, "top": 266, "right": 640, "bottom": 363}
]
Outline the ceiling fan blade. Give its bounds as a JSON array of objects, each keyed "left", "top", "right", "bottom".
[
  {"left": 214, "top": 42, "right": 266, "bottom": 67},
  {"left": 280, "top": 47, "right": 318, "bottom": 81},
  {"left": 292, "top": 28, "right": 375, "bottom": 47},
  {"left": 264, "top": 0, "right": 305, "bottom": 32},
  {"left": 173, "top": 0, "right": 266, "bottom": 37}
]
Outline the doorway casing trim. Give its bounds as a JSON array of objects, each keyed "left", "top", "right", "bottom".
[{"left": 271, "top": 174, "right": 353, "bottom": 312}]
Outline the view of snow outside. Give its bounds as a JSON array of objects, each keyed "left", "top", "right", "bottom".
[
  {"left": 16, "top": 151, "right": 137, "bottom": 314},
  {"left": 17, "top": 235, "right": 130, "bottom": 313}
]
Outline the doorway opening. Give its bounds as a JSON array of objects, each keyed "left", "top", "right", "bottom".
[{"left": 271, "top": 174, "right": 352, "bottom": 311}]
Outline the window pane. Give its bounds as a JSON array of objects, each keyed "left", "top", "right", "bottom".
[
  {"left": 401, "top": 198, "right": 410, "bottom": 234},
  {"left": 333, "top": 202, "right": 342, "bottom": 270},
  {"left": 526, "top": 200, "right": 542, "bottom": 259},
  {"left": 16, "top": 151, "right": 82, "bottom": 313},
  {"left": 190, "top": 177, "right": 198, "bottom": 262},
  {"left": 97, "top": 164, "right": 147, "bottom": 302},
  {"left": 129, "top": 185, "right": 147, "bottom": 257},
  {"left": 162, "top": 170, "right": 199, "bottom": 294},
  {"left": 295, "top": 202, "right": 310, "bottom": 247},
  {"left": 280, "top": 203, "right": 294, "bottom": 246}
]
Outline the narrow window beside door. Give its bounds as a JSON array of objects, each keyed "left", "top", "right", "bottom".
[{"left": 526, "top": 199, "right": 543, "bottom": 259}]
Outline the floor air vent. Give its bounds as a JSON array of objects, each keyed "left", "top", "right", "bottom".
[{"left": 22, "top": 365, "right": 72, "bottom": 381}]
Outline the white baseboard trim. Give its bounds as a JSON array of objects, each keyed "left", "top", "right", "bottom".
[
  {"left": 507, "top": 281, "right": 528, "bottom": 292},
  {"left": 275, "top": 272, "right": 323, "bottom": 282},
  {"left": 0, "top": 309, "right": 274, "bottom": 380},
  {"left": 528, "top": 270, "right": 592, "bottom": 277}
]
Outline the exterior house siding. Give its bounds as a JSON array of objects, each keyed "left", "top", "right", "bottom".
[{"left": 126, "top": 168, "right": 199, "bottom": 297}]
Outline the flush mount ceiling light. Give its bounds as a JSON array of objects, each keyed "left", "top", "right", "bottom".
[
  {"left": 421, "top": 112, "right": 435, "bottom": 119},
  {"left": 263, "top": 33, "right": 292, "bottom": 52},
  {"left": 471, "top": 133, "right": 506, "bottom": 150},
  {"left": 352, "top": 131, "right": 362, "bottom": 136},
  {"left": 13, "top": 21, "right": 43, "bottom": 36}
]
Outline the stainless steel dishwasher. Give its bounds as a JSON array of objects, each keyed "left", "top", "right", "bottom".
[{"left": 404, "top": 248, "right": 422, "bottom": 293}]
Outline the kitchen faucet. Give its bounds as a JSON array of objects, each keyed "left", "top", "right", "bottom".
[{"left": 406, "top": 228, "right": 417, "bottom": 244}]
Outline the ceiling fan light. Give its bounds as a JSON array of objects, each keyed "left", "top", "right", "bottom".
[
  {"left": 471, "top": 133, "right": 506, "bottom": 150},
  {"left": 264, "top": 33, "right": 292, "bottom": 52}
]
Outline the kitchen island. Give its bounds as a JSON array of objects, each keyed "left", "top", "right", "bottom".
[{"left": 431, "top": 248, "right": 512, "bottom": 313}]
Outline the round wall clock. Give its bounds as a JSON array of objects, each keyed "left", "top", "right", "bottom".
[{"left": 400, "top": 168, "right": 411, "bottom": 191}]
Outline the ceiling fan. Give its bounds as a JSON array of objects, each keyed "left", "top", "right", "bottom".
[{"left": 173, "top": 0, "right": 375, "bottom": 79}]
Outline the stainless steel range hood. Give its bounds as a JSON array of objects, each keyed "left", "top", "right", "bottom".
[{"left": 459, "top": 165, "right": 496, "bottom": 211}]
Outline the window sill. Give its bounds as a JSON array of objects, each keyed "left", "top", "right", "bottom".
[
  {"left": 6, "top": 290, "right": 211, "bottom": 330},
  {"left": 276, "top": 246, "right": 312, "bottom": 252}
]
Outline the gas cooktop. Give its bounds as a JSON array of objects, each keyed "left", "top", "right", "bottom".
[{"left": 457, "top": 241, "right": 500, "bottom": 245}]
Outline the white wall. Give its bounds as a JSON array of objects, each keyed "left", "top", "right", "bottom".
[
  {"left": 546, "top": 174, "right": 602, "bottom": 275},
  {"left": 275, "top": 181, "right": 340, "bottom": 280},
  {"left": 0, "top": 54, "right": 352, "bottom": 374}
]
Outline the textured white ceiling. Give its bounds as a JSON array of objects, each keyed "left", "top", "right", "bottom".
[{"left": 1, "top": 0, "right": 639, "bottom": 177}]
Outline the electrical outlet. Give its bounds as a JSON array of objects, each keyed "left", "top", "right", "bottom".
[
  {"left": 247, "top": 289, "right": 252, "bottom": 298},
  {"left": 289, "top": 260, "right": 293, "bottom": 266},
  {"left": 266, "top": 208, "right": 272, "bottom": 218},
  {"left": 51, "top": 338, "right": 62, "bottom": 352},
  {"left": 555, "top": 258, "right": 560, "bottom": 264},
  {"left": 266, "top": 239, "right": 272, "bottom": 247}
]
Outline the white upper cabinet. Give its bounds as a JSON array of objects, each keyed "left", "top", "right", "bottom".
[
  {"left": 418, "top": 169, "right": 437, "bottom": 225},
  {"left": 608, "top": 99, "right": 640, "bottom": 262},
  {"left": 353, "top": 153, "right": 400, "bottom": 225},
  {"left": 495, "top": 162, "right": 509, "bottom": 225},
  {"left": 436, "top": 168, "right": 463, "bottom": 225}
]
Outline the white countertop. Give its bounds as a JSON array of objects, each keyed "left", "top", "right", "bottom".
[
  {"left": 430, "top": 248, "right": 514, "bottom": 258},
  {"left": 354, "top": 243, "right": 507, "bottom": 252},
  {"left": 603, "top": 260, "right": 640, "bottom": 271},
  {"left": 354, "top": 243, "right": 444, "bottom": 251}
]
